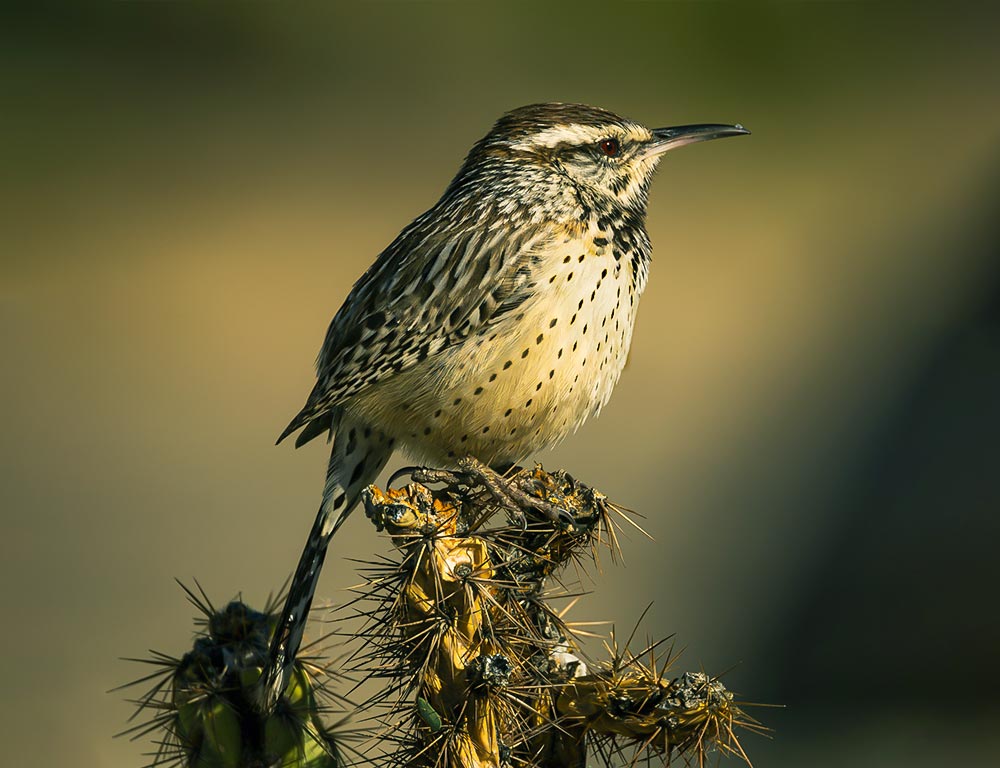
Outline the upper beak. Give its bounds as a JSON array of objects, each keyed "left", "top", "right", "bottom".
[{"left": 646, "top": 123, "right": 750, "bottom": 158}]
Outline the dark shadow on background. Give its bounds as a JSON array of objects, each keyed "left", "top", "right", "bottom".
[{"left": 765, "top": 168, "right": 1000, "bottom": 707}]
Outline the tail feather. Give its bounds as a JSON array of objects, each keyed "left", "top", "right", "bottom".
[{"left": 256, "top": 417, "right": 393, "bottom": 712}]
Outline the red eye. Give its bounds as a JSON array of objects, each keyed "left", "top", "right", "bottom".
[{"left": 599, "top": 138, "right": 620, "bottom": 157}]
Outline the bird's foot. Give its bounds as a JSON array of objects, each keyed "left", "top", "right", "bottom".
[
  {"left": 457, "top": 456, "right": 575, "bottom": 527},
  {"left": 386, "top": 458, "right": 575, "bottom": 527}
]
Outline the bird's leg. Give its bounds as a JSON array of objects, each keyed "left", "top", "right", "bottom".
[{"left": 457, "top": 456, "right": 574, "bottom": 526}]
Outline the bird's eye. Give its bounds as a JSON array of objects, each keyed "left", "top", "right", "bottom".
[{"left": 598, "top": 138, "right": 620, "bottom": 157}]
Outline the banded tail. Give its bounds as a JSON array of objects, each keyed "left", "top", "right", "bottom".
[{"left": 256, "top": 415, "right": 393, "bottom": 711}]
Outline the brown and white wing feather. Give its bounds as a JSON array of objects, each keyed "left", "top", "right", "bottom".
[{"left": 278, "top": 209, "right": 555, "bottom": 445}]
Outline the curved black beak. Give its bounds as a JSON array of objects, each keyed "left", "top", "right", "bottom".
[{"left": 646, "top": 123, "right": 750, "bottom": 158}]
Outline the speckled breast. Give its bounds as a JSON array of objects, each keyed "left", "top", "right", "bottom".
[{"left": 350, "top": 234, "right": 643, "bottom": 468}]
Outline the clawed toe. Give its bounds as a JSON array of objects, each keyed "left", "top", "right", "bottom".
[{"left": 387, "top": 465, "right": 424, "bottom": 487}]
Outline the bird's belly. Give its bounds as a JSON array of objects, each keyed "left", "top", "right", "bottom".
[{"left": 350, "top": 251, "right": 640, "bottom": 467}]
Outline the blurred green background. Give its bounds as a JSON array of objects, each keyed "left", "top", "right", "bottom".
[{"left": 2, "top": 2, "right": 998, "bottom": 766}]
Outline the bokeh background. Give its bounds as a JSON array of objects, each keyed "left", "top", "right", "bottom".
[{"left": 2, "top": 2, "right": 998, "bottom": 766}]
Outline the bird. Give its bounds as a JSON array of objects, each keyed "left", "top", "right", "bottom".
[{"left": 257, "top": 103, "right": 749, "bottom": 709}]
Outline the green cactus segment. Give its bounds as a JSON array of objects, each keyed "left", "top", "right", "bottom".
[
  {"left": 123, "top": 594, "right": 340, "bottom": 768},
  {"left": 172, "top": 601, "right": 338, "bottom": 768}
]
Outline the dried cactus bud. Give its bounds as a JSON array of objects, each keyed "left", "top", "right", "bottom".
[{"left": 466, "top": 654, "right": 514, "bottom": 692}]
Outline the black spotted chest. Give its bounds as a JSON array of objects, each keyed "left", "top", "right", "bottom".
[{"left": 361, "top": 235, "right": 645, "bottom": 466}]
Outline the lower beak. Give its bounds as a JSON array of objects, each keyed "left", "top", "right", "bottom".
[{"left": 646, "top": 124, "right": 750, "bottom": 158}]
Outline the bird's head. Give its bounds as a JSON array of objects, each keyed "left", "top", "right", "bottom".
[{"left": 459, "top": 103, "right": 748, "bottom": 216}]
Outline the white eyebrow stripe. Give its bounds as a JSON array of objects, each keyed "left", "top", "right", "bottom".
[
  {"left": 508, "top": 123, "right": 652, "bottom": 151},
  {"left": 509, "top": 124, "right": 609, "bottom": 150}
]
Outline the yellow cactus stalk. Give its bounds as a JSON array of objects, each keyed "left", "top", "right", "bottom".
[{"left": 348, "top": 465, "right": 759, "bottom": 767}]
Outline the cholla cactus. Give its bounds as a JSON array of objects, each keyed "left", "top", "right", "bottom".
[
  {"left": 342, "top": 465, "right": 759, "bottom": 767},
  {"left": 119, "top": 465, "right": 760, "bottom": 767}
]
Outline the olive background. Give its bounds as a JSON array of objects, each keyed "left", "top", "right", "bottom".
[{"left": 2, "top": 2, "right": 998, "bottom": 766}]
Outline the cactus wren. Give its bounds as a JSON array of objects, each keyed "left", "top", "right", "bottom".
[{"left": 259, "top": 103, "right": 748, "bottom": 708}]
